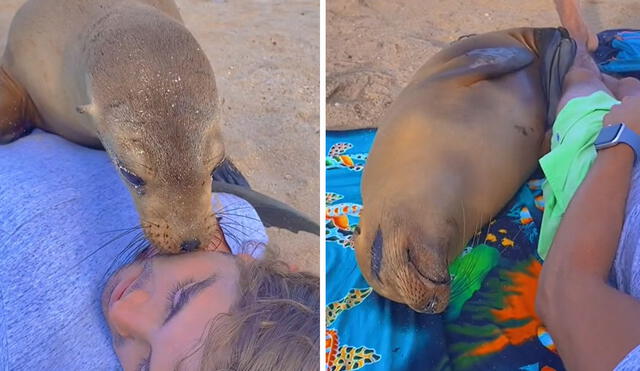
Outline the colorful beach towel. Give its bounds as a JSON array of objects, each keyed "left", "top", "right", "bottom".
[
  {"left": 326, "top": 130, "right": 562, "bottom": 371},
  {"left": 326, "top": 29, "right": 640, "bottom": 371}
]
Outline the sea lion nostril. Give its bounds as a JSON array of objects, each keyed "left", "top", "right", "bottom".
[{"left": 180, "top": 239, "right": 201, "bottom": 252}]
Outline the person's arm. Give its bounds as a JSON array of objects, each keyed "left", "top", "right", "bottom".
[{"left": 537, "top": 96, "right": 640, "bottom": 370}]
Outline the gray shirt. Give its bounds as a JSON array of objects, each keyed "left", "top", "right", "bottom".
[
  {"left": 613, "top": 164, "right": 640, "bottom": 370},
  {"left": 0, "top": 131, "right": 267, "bottom": 370}
]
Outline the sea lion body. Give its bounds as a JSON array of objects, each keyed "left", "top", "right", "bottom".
[
  {"left": 0, "top": 0, "right": 225, "bottom": 253},
  {"left": 354, "top": 28, "right": 567, "bottom": 313}
]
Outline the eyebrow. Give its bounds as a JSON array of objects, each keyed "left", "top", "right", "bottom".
[{"left": 163, "top": 274, "right": 218, "bottom": 325}]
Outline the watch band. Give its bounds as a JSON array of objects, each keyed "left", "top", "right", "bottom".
[{"left": 594, "top": 123, "right": 640, "bottom": 163}]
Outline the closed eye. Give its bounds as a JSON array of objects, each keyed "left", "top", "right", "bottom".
[
  {"left": 371, "top": 228, "right": 383, "bottom": 280},
  {"left": 164, "top": 275, "right": 217, "bottom": 325}
]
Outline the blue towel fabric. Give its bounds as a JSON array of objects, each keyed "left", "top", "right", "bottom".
[{"left": 596, "top": 30, "right": 640, "bottom": 78}]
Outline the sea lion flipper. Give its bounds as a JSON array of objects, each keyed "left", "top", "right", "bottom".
[
  {"left": 212, "top": 158, "right": 251, "bottom": 188},
  {"left": 212, "top": 181, "right": 320, "bottom": 236},
  {"left": 432, "top": 47, "right": 535, "bottom": 85},
  {"left": 0, "top": 67, "right": 34, "bottom": 143},
  {"left": 537, "top": 28, "right": 577, "bottom": 128}
]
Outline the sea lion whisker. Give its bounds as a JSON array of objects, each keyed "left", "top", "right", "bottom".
[
  {"left": 461, "top": 199, "right": 467, "bottom": 250},
  {"left": 218, "top": 230, "right": 239, "bottom": 245},
  {"left": 216, "top": 222, "right": 255, "bottom": 240},
  {"left": 450, "top": 264, "right": 486, "bottom": 299},
  {"left": 101, "top": 232, "right": 148, "bottom": 283},
  {"left": 215, "top": 215, "right": 266, "bottom": 230},
  {"left": 213, "top": 210, "right": 262, "bottom": 221},
  {"left": 217, "top": 218, "right": 264, "bottom": 235},
  {"left": 71, "top": 228, "right": 143, "bottom": 271},
  {"left": 450, "top": 241, "right": 486, "bottom": 293},
  {"left": 108, "top": 231, "right": 146, "bottom": 267},
  {"left": 207, "top": 234, "right": 228, "bottom": 252},
  {"left": 451, "top": 273, "right": 488, "bottom": 298},
  {"left": 469, "top": 214, "right": 488, "bottom": 248},
  {"left": 214, "top": 211, "right": 264, "bottom": 224},
  {"left": 98, "top": 225, "right": 143, "bottom": 234},
  {"left": 216, "top": 204, "right": 254, "bottom": 213}
]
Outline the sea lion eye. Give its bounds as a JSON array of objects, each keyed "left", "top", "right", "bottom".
[
  {"left": 371, "top": 228, "right": 383, "bottom": 278},
  {"left": 118, "top": 165, "right": 145, "bottom": 188}
]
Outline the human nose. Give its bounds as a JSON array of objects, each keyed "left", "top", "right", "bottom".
[{"left": 108, "top": 290, "right": 156, "bottom": 340}]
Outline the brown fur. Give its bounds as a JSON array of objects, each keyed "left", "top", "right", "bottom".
[
  {"left": 354, "top": 28, "right": 557, "bottom": 313},
  {"left": 0, "top": 0, "right": 224, "bottom": 253}
]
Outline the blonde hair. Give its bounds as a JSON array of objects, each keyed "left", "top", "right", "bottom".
[{"left": 192, "top": 258, "right": 320, "bottom": 370}]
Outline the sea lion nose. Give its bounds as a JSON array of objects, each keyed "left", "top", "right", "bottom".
[{"left": 180, "top": 239, "right": 201, "bottom": 252}]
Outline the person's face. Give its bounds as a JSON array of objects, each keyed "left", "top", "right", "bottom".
[{"left": 101, "top": 251, "right": 241, "bottom": 370}]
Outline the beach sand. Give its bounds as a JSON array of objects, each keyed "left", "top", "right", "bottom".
[{"left": 327, "top": 0, "right": 639, "bottom": 130}]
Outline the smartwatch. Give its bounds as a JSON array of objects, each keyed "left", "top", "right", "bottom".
[{"left": 594, "top": 123, "right": 640, "bottom": 163}]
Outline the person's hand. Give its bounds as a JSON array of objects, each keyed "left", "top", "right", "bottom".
[{"left": 604, "top": 96, "right": 640, "bottom": 134}]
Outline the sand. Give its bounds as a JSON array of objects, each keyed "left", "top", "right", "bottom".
[
  {"left": 0, "top": 0, "right": 319, "bottom": 274},
  {"left": 327, "top": 0, "right": 639, "bottom": 130}
]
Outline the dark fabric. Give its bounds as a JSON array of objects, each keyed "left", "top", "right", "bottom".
[
  {"left": 595, "top": 29, "right": 640, "bottom": 79},
  {"left": 539, "top": 27, "right": 576, "bottom": 128},
  {"left": 212, "top": 158, "right": 250, "bottom": 188}
]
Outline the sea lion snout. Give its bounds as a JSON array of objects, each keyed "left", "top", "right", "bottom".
[
  {"left": 398, "top": 237, "right": 451, "bottom": 313},
  {"left": 116, "top": 157, "right": 223, "bottom": 254},
  {"left": 139, "top": 197, "right": 221, "bottom": 254},
  {"left": 404, "top": 243, "right": 451, "bottom": 313}
]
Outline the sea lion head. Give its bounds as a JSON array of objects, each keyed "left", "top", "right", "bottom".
[
  {"left": 353, "top": 116, "right": 466, "bottom": 314},
  {"left": 354, "top": 186, "right": 457, "bottom": 314},
  {"left": 80, "top": 15, "right": 225, "bottom": 254}
]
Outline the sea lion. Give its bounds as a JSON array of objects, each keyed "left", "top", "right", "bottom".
[
  {"left": 0, "top": 0, "right": 319, "bottom": 254},
  {"left": 353, "top": 27, "right": 575, "bottom": 313}
]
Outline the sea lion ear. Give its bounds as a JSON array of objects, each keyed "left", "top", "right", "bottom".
[
  {"left": 76, "top": 75, "right": 98, "bottom": 116},
  {"left": 76, "top": 104, "right": 96, "bottom": 115}
]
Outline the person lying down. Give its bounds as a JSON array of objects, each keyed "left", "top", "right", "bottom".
[{"left": 0, "top": 130, "right": 319, "bottom": 370}]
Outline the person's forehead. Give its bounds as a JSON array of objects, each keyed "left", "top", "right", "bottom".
[
  {"left": 156, "top": 250, "right": 239, "bottom": 271},
  {"left": 180, "top": 250, "right": 237, "bottom": 263}
]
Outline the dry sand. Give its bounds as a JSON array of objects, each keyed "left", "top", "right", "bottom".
[
  {"left": 327, "top": 0, "right": 639, "bottom": 130},
  {"left": 0, "top": 0, "right": 319, "bottom": 274}
]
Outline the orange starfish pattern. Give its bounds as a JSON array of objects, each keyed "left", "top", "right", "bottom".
[
  {"left": 326, "top": 329, "right": 339, "bottom": 366},
  {"left": 469, "top": 259, "right": 542, "bottom": 356}
]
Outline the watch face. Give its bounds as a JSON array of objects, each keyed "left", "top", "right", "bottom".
[{"left": 596, "top": 124, "right": 622, "bottom": 145}]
